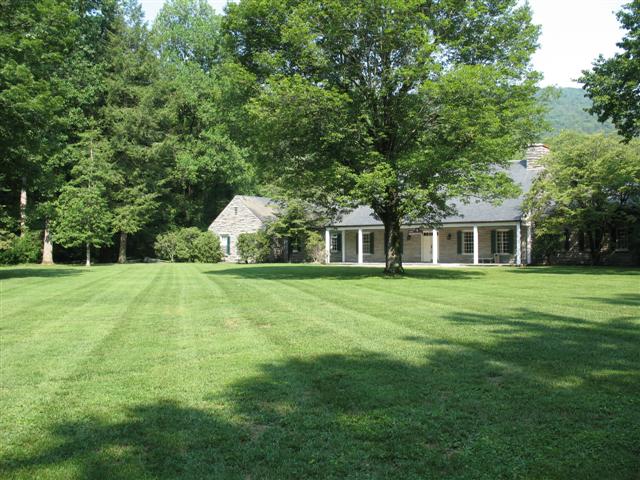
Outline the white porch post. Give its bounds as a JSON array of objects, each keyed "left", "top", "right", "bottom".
[
  {"left": 432, "top": 229, "right": 438, "bottom": 264},
  {"left": 516, "top": 222, "right": 522, "bottom": 265},
  {"left": 341, "top": 230, "right": 346, "bottom": 263},
  {"left": 473, "top": 225, "right": 479, "bottom": 265},
  {"left": 357, "top": 228, "right": 364, "bottom": 264},
  {"left": 325, "top": 229, "right": 331, "bottom": 264},
  {"left": 526, "top": 222, "right": 533, "bottom": 265}
]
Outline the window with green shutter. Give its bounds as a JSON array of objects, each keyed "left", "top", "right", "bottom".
[
  {"left": 220, "top": 235, "right": 230, "bottom": 255},
  {"left": 363, "top": 232, "right": 373, "bottom": 254},
  {"left": 330, "top": 232, "right": 342, "bottom": 252}
]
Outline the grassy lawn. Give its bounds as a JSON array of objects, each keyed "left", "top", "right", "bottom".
[{"left": 0, "top": 263, "right": 639, "bottom": 479}]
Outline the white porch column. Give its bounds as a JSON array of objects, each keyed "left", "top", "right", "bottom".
[
  {"left": 325, "top": 229, "right": 331, "bottom": 264},
  {"left": 473, "top": 225, "right": 479, "bottom": 265},
  {"left": 432, "top": 229, "right": 438, "bottom": 264},
  {"left": 526, "top": 222, "right": 533, "bottom": 265},
  {"left": 341, "top": 230, "right": 346, "bottom": 263},
  {"left": 516, "top": 222, "right": 522, "bottom": 265},
  {"left": 357, "top": 228, "right": 364, "bottom": 264}
]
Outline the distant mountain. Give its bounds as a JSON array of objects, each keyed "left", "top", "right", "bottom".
[{"left": 540, "top": 87, "right": 615, "bottom": 139}]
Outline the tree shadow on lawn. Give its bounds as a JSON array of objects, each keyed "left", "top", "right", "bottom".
[
  {"left": 578, "top": 293, "right": 640, "bottom": 307},
  {"left": 512, "top": 266, "right": 640, "bottom": 275},
  {"left": 206, "top": 264, "right": 486, "bottom": 281},
  {"left": 3, "top": 307, "right": 639, "bottom": 479},
  {"left": 0, "top": 267, "right": 85, "bottom": 281}
]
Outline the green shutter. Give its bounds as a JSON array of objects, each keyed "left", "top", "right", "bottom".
[
  {"left": 491, "top": 230, "right": 497, "bottom": 254},
  {"left": 226, "top": 236, "right": 230, "bottom": 255},
  {"left": 508, "top": 229, "right": 515, "bottom": 254},
  {"left": 457, "top": 231, "right": 462, "bottom": 254},
  {"left": 336, "top": 233, "right": 342, "bottom": 252},
  {"left": 370, "top": 232, "right": 374, "bottom": 254}
]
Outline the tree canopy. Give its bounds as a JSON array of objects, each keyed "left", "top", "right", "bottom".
[
  {"left": 581, "top": 0, "right": 640, "bottom": 141},
  {"left": 225, "top": 0, "right": 546, "bottom": 273},
  {"left": 525, "top": 132, "right": 640, "bottom": 264}
]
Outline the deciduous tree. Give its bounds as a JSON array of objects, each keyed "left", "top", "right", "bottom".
[
  {"left": 581, "top": 1, "right": 640, "bottom": 141},
  {"left": 525, "top": 132, "right": 640, "bottom": 265},
  {"left": 226, "top": 0, "right": 545, "bottom": 273}
]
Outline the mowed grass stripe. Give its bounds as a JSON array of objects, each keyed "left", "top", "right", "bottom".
[
  {"left": 0, "top": 265, "right": 165, "bottom": 465},
  {"left": 0, "top": 263, "right": 638, "bottom": 480},
  {"left": 0, "top": 266, "right": 125, "bottom": 327}
]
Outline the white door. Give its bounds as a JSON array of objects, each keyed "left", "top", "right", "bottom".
[{"left": 421, "top": 234, "right": 432, "bottom": 262}]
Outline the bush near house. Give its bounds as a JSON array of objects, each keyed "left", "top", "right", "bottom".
[
  {"left": 237, "top": 231, "right": 271, "bottom": 263},
  {"left": 154, "top": 228, "right": 223, "bottom": 263}
]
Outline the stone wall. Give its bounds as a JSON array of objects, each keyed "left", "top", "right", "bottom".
[{"left": 208, "top": 196, "right": 265, "bottom": 262}]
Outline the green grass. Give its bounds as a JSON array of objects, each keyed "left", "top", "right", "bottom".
[{"left": 1, "top": 263, "right": 639, "bottom": 479}]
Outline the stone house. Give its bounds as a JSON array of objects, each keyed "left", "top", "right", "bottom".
[
  {"left": 210, "top": 145, "right": 635, "bottom": 265},
  {"left": 208, "top": 195, "right": 279, "bottom": 263},
  {"left": 323, "top": 147, "right": 546, "bottom": 265}
]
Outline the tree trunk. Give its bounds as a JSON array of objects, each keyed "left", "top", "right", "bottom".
[
  {"left": 41, "top": 219, "right": 54, "bottom": 265},
  {"left": 86, "top": 243, "right": 91, "bottom": 267},
  {"left": 118, "top": 231, "right": 127, "bottom": 264},
  {"left": 19, "top": 176, "right": 27, "bottom": 236},
  {"left": 383, "top": 214, "right": 404, "bottom": 275},
  {"left": 587, "top": 230, "right": 603, "bottom": 266}
]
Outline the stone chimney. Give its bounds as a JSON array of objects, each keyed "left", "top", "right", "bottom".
[{"left": 525, "top": 144, "right": 550, "bottom": 170}]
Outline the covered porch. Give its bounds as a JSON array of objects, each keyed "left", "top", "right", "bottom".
[{"left": 324, "top": 223, "right": 531, "bottom": 265}]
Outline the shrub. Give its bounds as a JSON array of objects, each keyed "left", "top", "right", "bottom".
[
  {"left": 174, "top": 227, "right": 202, "bottom": 262},
  {"left": 304, "top": 231, "right": 325, "bottom": 263},
  {"left": 237, "top": 231, "right": 271, "bottom": 263},
  {"left": 154, "top": 231, "right": 180, "bottom": 262},
  {"left": 155, "top": 228, "right": 223, "bottom": 263},
  {"left": 0, "top": 231, "right": 42, "bottom": 265},
  {"left": 192, "top": 231, "right": 223, "bottom": 263}
]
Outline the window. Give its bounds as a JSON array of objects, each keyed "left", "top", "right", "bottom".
[
  {"left": 363, "top": 232, "right": 373, "bottom": 254},
  {"left": 233, "top": 207, "right": 238, "bottom": 215},
  {"left": 220, "top": 235, "right": 230, "bottom": 255},
  {"left": 616, "top": 228, "right": 629, "bottom": 251},
  {"left": 463, "top": 231, "right": 474, "bottom": 254},
  {"left": 496, "top": 230, "right": 509, "bottom": 254},
  {"left": 291, "top": 237, "right": 300, "bottom": 253},
  {"left": 330, "top": 233, "right": 341, "bottom": 253}
]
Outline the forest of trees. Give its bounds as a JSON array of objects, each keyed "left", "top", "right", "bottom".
[
  {"left": 542, "top": 87, "right": 615, "bottom": 138},
  {"left": 1, "top": 0, "right": 634, "bottom": 268},
  {"left": 1, "top": 0, "right": 257, "bottom": 264}
]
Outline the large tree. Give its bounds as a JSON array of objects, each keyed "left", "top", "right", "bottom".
[
  {"left": 581, "top": 1, "right": 639, "bottom": 141},
  {"left": 225, "top": 0, "right": 545, "bottom": 273},
  {"left": 150, "top": 0, "right": 254, "bottom": 231},
  {"left": 53, "top": 132, "right": 118, "bottom": 266},
  {"left": 102, "top": 0, "right": 162, "bottom": 262},
  {"left": 525, "top": 132, "right": 640, "bottom": 265}
]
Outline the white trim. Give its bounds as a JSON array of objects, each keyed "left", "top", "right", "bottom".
[
  {"left": 324, "top": 229, "right": 331, "bottom": 264},
  {"left": 473, "top": 226, "right": 479, "bottom": 265},
  {"left": 341, "top": 231, "right": 346, "bottom": 263},
  {"left": 432, "top": 229, "right": 438, "bottom": 264},
  {"left": 330, "top": 221, "right": 521, "bottom": 230},
  {"left": 516, "top": 222, "right": 522, "bottom": 265},
  {"left": 357, "top": 229, "right": 364, "bottom": 264},
  {"left": 526, "top": 223, "right": 533, "bottom": 264}
]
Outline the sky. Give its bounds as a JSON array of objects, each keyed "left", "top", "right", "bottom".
[{"left": 139, "top": 0, "right": 627, "bottom": 88}]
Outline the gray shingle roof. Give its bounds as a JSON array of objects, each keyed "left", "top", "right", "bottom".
[
  {"left": 239, "top": 195, "right": 280, "bottom": 222},
  {"left": 331, "top": 160, "right": 539, "bottom": 227}
]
